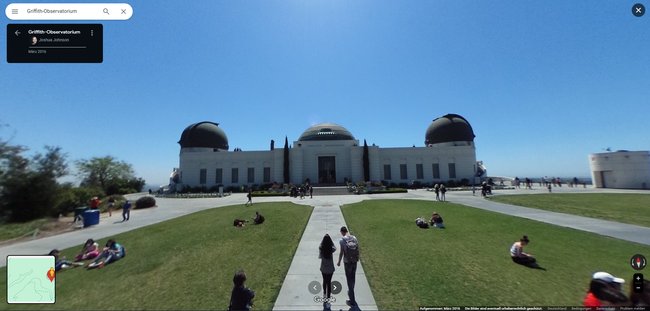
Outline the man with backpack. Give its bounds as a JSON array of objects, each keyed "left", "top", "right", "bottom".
[{"left": 337, "top": 226, "right": 359, "bottom": 308}]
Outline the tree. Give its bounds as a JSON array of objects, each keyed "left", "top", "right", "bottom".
[
  {"left": 363, "top": 139, "right": 370, "bottom": 182},
  {"left": 283, "top": 136, "right": 290, "bottom": 184},
  {"left": 76, "top": 156, "right": 144, "bottom": 195},
  {"left": 0, "top": 145, "right": 68, "bottom": 222}
]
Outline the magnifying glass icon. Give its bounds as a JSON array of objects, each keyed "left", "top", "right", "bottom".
[{"left": 103, "top": 8, "right": 109, "bottom": 14}]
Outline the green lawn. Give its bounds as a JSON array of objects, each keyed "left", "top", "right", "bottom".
[
  {"left": 491, "top": 193, "right": 650, "bottom": 227},
  {"left": 342, "top": 199, "right": 650, "bottom": 309},
  {"left": 0, "top": 202, "right": 312, "bottom": 310},
  {"left": 0, "top": 218, "right": 53, "bottom": 242}
]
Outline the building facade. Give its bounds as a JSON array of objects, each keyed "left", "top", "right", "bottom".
[
  {"left": 590, "top": 151, "right": 650, "bottom": 189},
  {"left": 174, "top": 114, "right": 482, "bottom": 189}
]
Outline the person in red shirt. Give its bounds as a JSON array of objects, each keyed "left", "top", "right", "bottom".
[
  {"left": 583, "top": 272, "right": 628, "bottom": 307},
  {"left": 90, "top": 196, "right": 101, "bottom": 209}
]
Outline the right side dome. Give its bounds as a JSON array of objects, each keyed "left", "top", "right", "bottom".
[{"left": 425, "top": 114, "right": 475, "bottom": 146}]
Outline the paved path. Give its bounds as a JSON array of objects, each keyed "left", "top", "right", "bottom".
[
  {"left": 0, "top": 193, "right": 247, "bottom": 267},
  {"left": 272, "top": 202, "right": 378, "bottom": 311}
]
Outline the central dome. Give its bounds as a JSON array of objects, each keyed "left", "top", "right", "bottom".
[
  {"left": 298, "top": 123, "right": 355, "bottom": 141},
  {"left": 178, "top": 121, "right": 229, "bottom": 150}
]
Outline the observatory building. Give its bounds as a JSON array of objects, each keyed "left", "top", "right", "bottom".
[{"left": 173, "top": 114, "right": 484, "bottom": 189}]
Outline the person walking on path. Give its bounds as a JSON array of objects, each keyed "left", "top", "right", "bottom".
[
  {"left": 309, "top": 185, "right": 313, "bottom": 199},
  {"left": 245, "top": 189, "right": 253, "bottom": 206},
  {"left": 107, "top": 197, "right": 115, "bottom": 217},
  {"left": 122, "top": 200, "right": 132, "bottom": 221},
  {"left": 319, "top": 234, "right": 337, "bottom": 309},
  {"left": 337, "top": 226, "right": 360, "bottom": 308}
]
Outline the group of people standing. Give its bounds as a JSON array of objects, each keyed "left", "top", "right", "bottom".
[{"left": 432, "top": 184, "right": 447, "bottom": 201}]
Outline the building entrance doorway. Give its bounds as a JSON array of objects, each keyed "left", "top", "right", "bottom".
[{"left": 318, "top": 156, "right": 336, "bottom": 184}]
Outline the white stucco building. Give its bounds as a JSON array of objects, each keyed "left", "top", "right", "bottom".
[
  {"left": 173, "top": 114, "right": 483, "bottom": 189},
  {"left": 589, "top": 151, "right": 650, "bottom": 189}
]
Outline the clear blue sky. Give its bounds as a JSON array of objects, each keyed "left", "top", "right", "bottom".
[{"left": 2, "top": 0, "right": 649, "bottom": 186}]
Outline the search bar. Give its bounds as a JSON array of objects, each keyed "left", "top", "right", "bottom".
[{"left": 5, "top": 3, "right": 133, "bottom": 20}]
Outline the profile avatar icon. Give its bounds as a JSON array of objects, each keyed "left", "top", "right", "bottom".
[{"left": 31, "top": 36, "right": 38, "bottom": 45}]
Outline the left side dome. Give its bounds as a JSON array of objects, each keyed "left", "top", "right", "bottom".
[{"left": 178, "top": 121, "right": 229, "bottom": 150}]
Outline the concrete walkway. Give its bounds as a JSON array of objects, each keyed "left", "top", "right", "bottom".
[
  {"left": 272, "top": 203, "right": 378, "bottom": 311},
  {"left": 450, "top": 194, "right": 650, "bottom": 246}
]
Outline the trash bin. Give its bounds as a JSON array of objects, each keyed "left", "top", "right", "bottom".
[
  {"left": 74, "top": 206, "right": 88, "bottom": 219},
  {"left": 83, "top": 209, "right": 100, "bottom": 228}
]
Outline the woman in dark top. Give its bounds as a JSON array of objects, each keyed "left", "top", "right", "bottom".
[
  {"left": 229, "top": 270, "right": 255, "bottom": 311},
  {"left": 319, "top": 234, "right": 337, "bottom": 308}
]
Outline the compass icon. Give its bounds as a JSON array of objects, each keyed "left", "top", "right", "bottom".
[{"left": 630, "top": 254, "right": 647, "bottom": 271}]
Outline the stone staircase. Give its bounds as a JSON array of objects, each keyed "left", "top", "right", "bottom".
[{"left": 311, "top": 186, "right": 351, "bottom": 196}]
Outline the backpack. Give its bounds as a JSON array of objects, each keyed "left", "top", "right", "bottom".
[{"left": 343, "top": 235, "right": 359, "bottom": 263}]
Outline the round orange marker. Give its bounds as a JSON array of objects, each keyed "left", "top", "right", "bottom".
[{"left": 47, "top": 267, "right": 55, "bottom": 282}]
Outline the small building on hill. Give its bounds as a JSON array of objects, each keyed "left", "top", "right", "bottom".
[{"left": 589, "top": 150, "right": 650, "bottom": 189}]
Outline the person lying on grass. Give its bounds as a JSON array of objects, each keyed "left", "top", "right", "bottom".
[
  {"left": 87, "top": 239, "right": 125, "bottom": 269},
  {"left": 415, "top": 217, "right": 429, "bottom": 228},
  {"left": 49, "top": 249, "right": 84, "bottom": 271},
  {"left": 234, "top": 219, "right": 248, "bottom": 227}
]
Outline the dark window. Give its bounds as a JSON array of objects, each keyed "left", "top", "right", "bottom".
[
  {"left": 383, "top": 164, "right": 392, "bottom": 180},
  {"left": 416, "top": 164, "right": 423, "bottom": 179},
  {"left": 263, "top": 167, "right": 271, "bottom": 183},
  {"left": 400, "top": 164, "right": 407, "bottom": 180},
  {"left": 215, "top": 168, "right": 223, "bottom": 184},
  {"left": 231, "top": 168, "right": 239, "bottom": 183},
  {"left": 199, "top": 169, "right": 207, "bottom": 184},
  {"left": 432, "top": 163, "right": 440, "bottom": 179},
  {"left": 247, "top": 167, "right": 255, "bottom": 183},
  {"left": 448, "top": 163, "right": 456, "bottom": 179}
]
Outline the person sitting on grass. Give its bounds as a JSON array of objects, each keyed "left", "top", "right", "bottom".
[
  {"left": 49, "top": 249, "right": 84, "bottom": 271},
  {"left": 429, "top": 212, "right": 445, "bottom": 229},
  {"left": 252, "top": 212, "right": 265, "bottom": 225},
  {"left": 584, "top": 272, "right": 628, "bottom": 307},
  {"left": 75, "top": 238, "right": 100, "bottom": 261},
  {"left": 228, "top": 269, "right": 255, "bottom": 311},
  {"left": 509, "top": 235, "right": 545, "bottom": 270},
  {"left": 87, "top": 239, "right": 125, "bottom": 269}
]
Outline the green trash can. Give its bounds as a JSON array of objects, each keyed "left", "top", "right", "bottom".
[{"left": 74, "top": 206, "right": 88, "bottom": 223}]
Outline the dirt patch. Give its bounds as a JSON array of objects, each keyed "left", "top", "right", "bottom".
[{"left": 0, "top": 217, "right": 78, "bottom": 247}]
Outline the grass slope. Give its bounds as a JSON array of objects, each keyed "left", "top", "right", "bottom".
[
  {"left": 342, "top": 199, "right": 650, "bottom": 309},
  {"left": 491, "top": 193, "right": 650, "bottom": 227},
  {"left": 1, "top": 202, "right": 312, "bottom": 310}
]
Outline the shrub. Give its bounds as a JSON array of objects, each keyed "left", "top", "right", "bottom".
[{"left": 135, "top": 196, "right": 156, "bottom": 209}]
